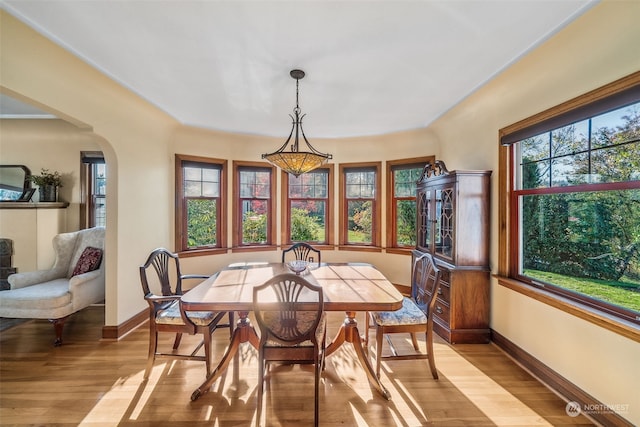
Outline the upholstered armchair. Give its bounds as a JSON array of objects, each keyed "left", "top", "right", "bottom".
[{"left": 0, "top": 227, "right": 105, "bottom": 345}]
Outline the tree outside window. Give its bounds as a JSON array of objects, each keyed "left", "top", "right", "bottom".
[
  {"left": 340, "top": 163, "right": 381, "bottom": 248},
  {"left": 175, "top": 154, "right": 227, "bottom": 254},
  {"left": 234, "top": 162, "right": 275, "bottom": 248},
  {"left": 511, "top": 100, "right": 640, "bottom": 322},
  {"left": 175, "top": 155, "right": 225, "bottom": 253},
  {"left": 386, "top": 157, "right": 434, "bottom": 253},
  {"left": 185, "top": 166, "right": 219, "bottom": 247},
  {"left": 285, "top": 168, "right": 331, "bottom": 244}
]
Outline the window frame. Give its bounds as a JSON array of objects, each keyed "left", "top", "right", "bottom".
[
  {"left": 175, "top": 154, "right": 227, "bottom": 256},
  {"left": 338, "top": 162, "right": 382, "bottom": 251},
  {"left": 386, "top": 156, "right": 435, "bottom": 254},
  {"left": 80, "top": 151, "right": 106, "bottom": 230},
  {"left": 498, "top": 71, "right": 640, "bottom": 340},
  {"left": 281, "top": 165, "right": 334, "bottom": 248},
  {"left": 232, "top": 160, "right": 277, "bottom": 252}
]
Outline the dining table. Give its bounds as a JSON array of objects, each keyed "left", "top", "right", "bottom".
[{"left": 181, "top": 262, "right": 404, "bottom": 401}]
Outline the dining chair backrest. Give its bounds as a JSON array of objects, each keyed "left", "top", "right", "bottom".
[
  {"left": 140, "top": 248, "right": 184, "bottom": 298},
  {"left": 411, "top": 252, "right": 441, "bottom": 315},
  {"left": 281, "top": 242, "right": 321, "bottom": 265},
  {"left": 138, "top": 247, "right": 233, "bottom": 380},
  {"left": 253, "top": 273, "right": 324, "bottom": 346},
  {"left": 253, "top": 272, "right": 326, "bottom": 426}
]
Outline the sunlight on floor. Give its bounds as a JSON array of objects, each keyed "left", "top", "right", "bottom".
[
  {"left": 75, "top": 330, "right": 554, "bottom": 426},
  {"left": 79, "top": 366, "right": 154, "bottom": 424},
  {"left": 427, "top": 341, "right": 553, "bottom": 426},
  {"left": 386, "top": 374, "right": 428, "bottom": 421},
  {"left": 349, "top": 401, "right": 369, "bottom": 426}
]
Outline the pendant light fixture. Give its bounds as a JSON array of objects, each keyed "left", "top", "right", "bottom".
[{"left": 262, "top": 69, "right": 332, "bottom": 177}]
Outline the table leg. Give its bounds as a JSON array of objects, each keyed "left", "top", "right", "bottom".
[
  {"left": 191, "top": 311, "right": 259, "bottom": 401},
  {"left": 325, "top": 311, "right": 392, "bottom": 400}
]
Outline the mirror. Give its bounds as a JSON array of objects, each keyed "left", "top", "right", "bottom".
[{"left": 0, "top": 165, "right": 32, "bottom": 201}]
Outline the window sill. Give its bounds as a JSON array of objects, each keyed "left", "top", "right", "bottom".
[
  {"left": 178, "top": 247, "right": 228, "bottom": 257},
  {"left": 337, "top": 245, "right": 383, "bottom": 253},
  {"left": 281, "top": 244, "right": 335, "bottom": 251},
  {"left": 495, "top": 275, "right": 640, "bottom": 343},
  {"left": 232, "top": 245, "right": 277, "bottom": 253},
  {"left": 385, "top": 247, "right": 415, "bottom": 255}
]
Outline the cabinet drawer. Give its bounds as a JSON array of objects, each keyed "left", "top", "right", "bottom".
[
  {"left": 435, "top": 282, "right": 450, "bottom": 304},
  {"left": 433, "top": 299, "right": 450, "bottom": 324},
  {"left": 439, "top": 268, "right": 451, "bottom": 285}
]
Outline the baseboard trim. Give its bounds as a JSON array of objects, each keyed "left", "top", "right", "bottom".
[
  {"left": 491, "top": 329, "right": 633, "bottom": 427},
  {"left": 101, "top": 309, "right": 147, "bottom": 340}
]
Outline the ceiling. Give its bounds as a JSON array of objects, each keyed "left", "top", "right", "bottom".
[
  {"left": 0, "top": 94, "right": 57, "bottom": 119},
  {"left": 0, "top": 0, "right": 596, "bottom": 138}
]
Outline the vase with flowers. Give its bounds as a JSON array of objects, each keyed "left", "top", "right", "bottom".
[{"left": 29, "top": 169, "right": 63, "bottom": 202}]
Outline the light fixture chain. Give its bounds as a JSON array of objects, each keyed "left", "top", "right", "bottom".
[{"left": 295, "top": 77, "right": 301, "bottom": 114}]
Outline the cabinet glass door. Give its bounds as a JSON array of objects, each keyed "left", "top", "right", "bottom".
[
  {"left": 435, "top": 188, "right": 454, "bottom": 259},
  {"left": 417, "top": 189, "right": 430, "bottom": 250}
]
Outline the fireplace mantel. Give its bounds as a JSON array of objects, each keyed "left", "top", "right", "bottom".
[{"left": 0, "top": 202, "right": 69, "bottom": 209}]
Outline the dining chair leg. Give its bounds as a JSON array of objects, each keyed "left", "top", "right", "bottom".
[
  {"left": 203, "top": 330, "right": 212, "bottom": 377},
  {"left": 172, "top": 332, "right": 183, "bottom": 350},
  {"left": 256, "top": 353, "right": 265, "bottom": 427},
  {"left": 314, "top": 366, "right": 320, "bottom": 427},
  {"left": 426, "top": 329, "right": 438, "bottom": 380},
  {"left": 321, "top": 329, "right": 327, "bottom": 371},
  {"left": 375, "top": 327, "right": 384, "bottom": 378},
  {"left": 410, "top": 332, "right": 420, "bottom": 351},
  {"left": 313, "top": 351, "right": 322, "bottom": 427},
  {"left": 145, "top": 327, "right": 158, "bottom": 380}
]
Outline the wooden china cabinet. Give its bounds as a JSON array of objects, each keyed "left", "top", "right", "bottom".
[{"left": 414, "top": 160, "right": 491, "bottom": 343}]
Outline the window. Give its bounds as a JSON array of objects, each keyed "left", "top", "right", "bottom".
[
  {"left": 80, "top": 152, "right": 106, "bottom": 229},
  {"left": 339, "top": 162, "right": 381, "bottom": 249},
  {"left": 282, "top": 166, "right": 333, "bottom": 245},
  {"left": 500, "top": 73, "right": 640, "bottom": 326},
  {"left": 91, "top": 163, "right": 107, "bottom": 227},
  {"left": 233, "top": 161, "right": 276, "bottom": 249},
  {"left": 175, "top": 155, "right": 226, "bottom": 254},
  {"left": 386, "top": 157, "right": 434, "bottom": 253}
]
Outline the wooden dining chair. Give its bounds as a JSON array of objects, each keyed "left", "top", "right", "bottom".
[
  {"left": 366, "top": 252, "right": 440, "bottom": 380},
  {"left": 139, "top": 248, "right": 234, "bottom": 379},
  {"left": 253, "top": 273, "right": 326, "bottom": 427},
  {"left": 281, "top": 242, "right": 321, "bottom": 265}
]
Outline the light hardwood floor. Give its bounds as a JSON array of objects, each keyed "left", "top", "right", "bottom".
[{"left": 0, "top": 306, "right": 595, "bottom": 426}]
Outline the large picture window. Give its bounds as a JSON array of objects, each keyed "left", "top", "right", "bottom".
[
  {"left": 386, "top": 157, "right": 434, "bottom": 253},
  {"left": 175, "top": 155, "right": 226, "bottom": 254},
  {"left": 283, "top": 166, "right": 333, "bottom": 245},
  {"left": 233, "top": 161, "right": 276, "bottom": 249},
  {"left": 339, "top": 163, "right": 381, "bottom": 249},
  {"left": 500, "top": 73, "right": 640, "bottom": 326}
]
